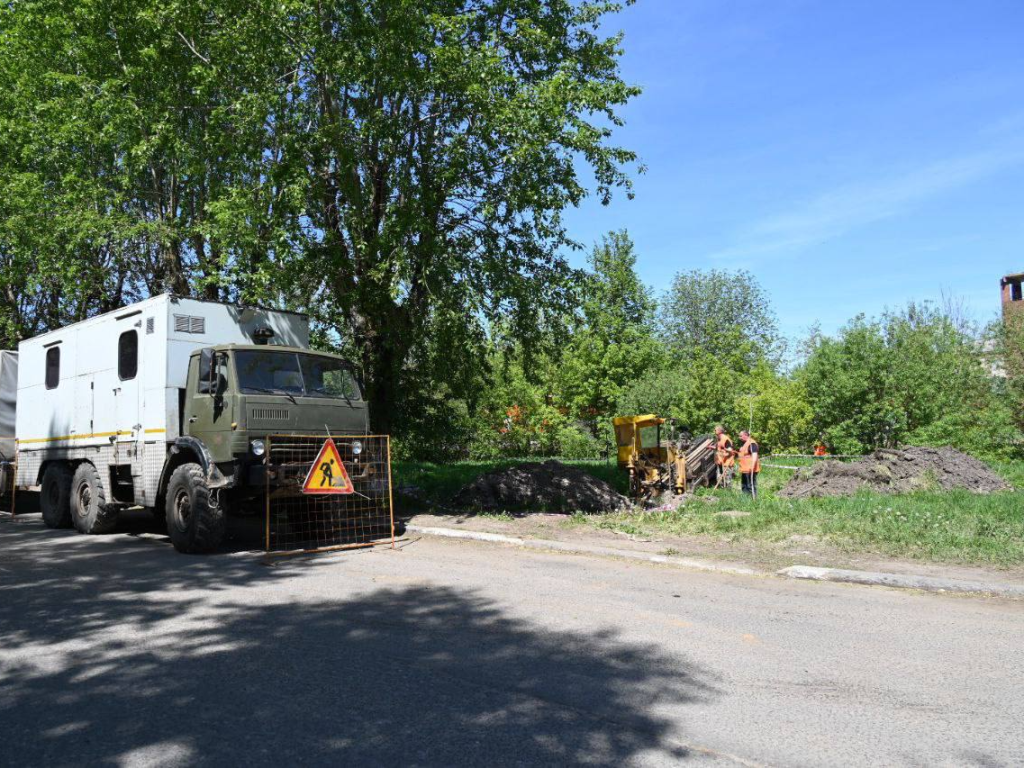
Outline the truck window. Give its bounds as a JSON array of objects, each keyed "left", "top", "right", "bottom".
[
  {"left": 45, "top": 347, "right": 60, "bottom": 390},
  {"left": 197, "top": 351, "right": 212, "bottom": 393},
  {"left": 299, "top": 355, "right": 360, "bottom": 400},
  {"left": 235, "top": 351, "right": 303, "bottom": 394},
  {"left": 197, "top": 352, "right": 227, "bottom": 395},
  {"left": 118, "top": 330, "right": 138, "bottom": 380},
  {"left": 234, "top": 350, "right": 361, "bottom": 400},
  {"left": 213, "top": 354, "right": 228, "bottom": 394}
]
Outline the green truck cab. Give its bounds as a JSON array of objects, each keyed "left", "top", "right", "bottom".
[{"left": 165, "top": 344, "right": 369, "bottom": 552}]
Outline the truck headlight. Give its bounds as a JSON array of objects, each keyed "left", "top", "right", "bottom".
[
  {"left": 351, "top": 440, "right": 363, "bottom": 456},
  {"left": 250, "top": 439, "right": 266, "bottom": 457}
]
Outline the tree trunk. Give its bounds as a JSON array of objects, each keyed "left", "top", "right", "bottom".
[{"left": 364, "top": 335, "right": 402, "bottom": 436}]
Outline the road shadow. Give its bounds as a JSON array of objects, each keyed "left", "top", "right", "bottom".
[
  {"left": 0, "top": 516, "right": 720, "bottom": 765},
  {"left": 7, "top": 499, "right": 278, "bottom": 554},
  {"left": 10, "top": 493, "right": 400, "bottom": 555}
]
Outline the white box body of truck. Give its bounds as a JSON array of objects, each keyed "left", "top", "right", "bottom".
[{"left": 15, "top": 295, "right": 308, "bottom": 507}]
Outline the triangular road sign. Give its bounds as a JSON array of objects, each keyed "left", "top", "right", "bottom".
[{"left": 301, "top": 438, "right": 354, "bottom": 495}]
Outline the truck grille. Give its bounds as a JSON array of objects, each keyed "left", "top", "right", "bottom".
[{"left": 252, "top": 407, "right": 290, "bottom": 421}]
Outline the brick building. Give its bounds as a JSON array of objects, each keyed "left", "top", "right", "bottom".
[{"left": 1001, "top": 272, "right": 1024, "bottom": 319}]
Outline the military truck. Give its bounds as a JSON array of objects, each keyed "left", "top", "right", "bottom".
[{"left": 9, "top": 295, "right": 370, "bottom": 553}]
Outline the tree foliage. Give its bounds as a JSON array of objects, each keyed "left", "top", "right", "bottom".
[
  {"left": 552, "top": 231, "right": 663, "bottom": 430},
  {"left": 0, "top": 0, "right": 642, "bottom": 436},
  {"left": 660, "top": 268, "right": 782, "bottom": 369},
  {"left": 996, "top": 309, "right": 1024, "bottom": 429},
  {"left": 248, "top": 0, "right": 640, "bottom": 434},
  {"left": 1, "top": 1, "right": 1018, "bottom": 463},
  {"left": 798, "top": 303, "right": 1001, "bottom": 455}
]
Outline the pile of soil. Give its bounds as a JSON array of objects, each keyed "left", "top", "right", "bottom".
[
  {"left": 451, "top": 460, "right": 630, "bottom": 513},
  {"left": 779, "top": 447, "right": 1011, "bottom": 499}
]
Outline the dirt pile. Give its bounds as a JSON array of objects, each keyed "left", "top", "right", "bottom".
[
  {"left": 451, "top": 460, "right": 630, "bottom": 513},
  {"left": 779, "top": 447, "right": 1011, "bottom": 499}
]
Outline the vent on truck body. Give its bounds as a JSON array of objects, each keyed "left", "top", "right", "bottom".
[
  {"left": 173, "top": 315, "right": 206, "bottom": 334},
  {"left": 251, "top": 408, "right": 290, "bottom": 421}
]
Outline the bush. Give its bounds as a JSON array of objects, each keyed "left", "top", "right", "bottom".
[
  {"left": 909, "top": 400, "right": 1024, "bottom": 461},
  {"left": 391, "top": 397, "right": 475, "bottom": 463},
  {"left": 555, "top": 424, "right": 602, "bottom": 459},
  {"left": 799, "top": 304, "right": 996, "bottom": 453}
]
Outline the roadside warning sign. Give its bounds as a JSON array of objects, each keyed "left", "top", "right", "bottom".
[{"left": 301, "top": 438, "right": 354, "bottom": 495}]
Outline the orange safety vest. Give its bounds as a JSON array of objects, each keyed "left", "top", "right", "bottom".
[
  {"left": 715, "top": 433, "right": 735, "bottom": 467},
  {"left": 738, "top": 439, "right": 761, "bottom": 474}
]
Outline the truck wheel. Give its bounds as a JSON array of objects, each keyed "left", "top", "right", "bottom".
[
  {"left": 165, "top": 463, "right": 225, "bottom": 554},
  {"left": 40, "top": 463, "right": 73, "bottom": 529},
  {"left": 70, "top": 462, "right": 118, "bottom": 534}
]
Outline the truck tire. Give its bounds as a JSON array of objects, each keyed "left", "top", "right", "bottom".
[
  {"left": 70, "top": 462, "right": 119, "bottom": 534},
  {"left": 40, "top": 463, "right": 73, "bottom": 529},
  {"left": 165, "top": 463, "right": 225, "bottom": 554}
]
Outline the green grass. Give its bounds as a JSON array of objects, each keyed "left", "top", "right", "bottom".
[
  {"left": 394, "top": 457, "right": 1024, "bottom": 567},
  {"left": 584, "top": 460, "right": 1024, "bottom": 567}
]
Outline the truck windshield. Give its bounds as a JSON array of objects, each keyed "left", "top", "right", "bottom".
[{"left": 234, "top": 351, "right": 361, "bottom": 400}]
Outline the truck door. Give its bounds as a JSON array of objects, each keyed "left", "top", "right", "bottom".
[
  {"left": 186, "top": 350, "right": 233, "bottom": 452},
  {"left": 74, "top": 377, "right": 95, "bottom": 437}
]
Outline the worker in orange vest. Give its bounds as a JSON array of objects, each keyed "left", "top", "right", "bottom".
[
  {"left": 713, "top": 425, "right": 735, "bottom": 488},
  {"left": 737, "top": 430, "right": 761, "bottom": 497}
]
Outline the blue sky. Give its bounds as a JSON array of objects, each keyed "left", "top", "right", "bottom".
[{"left": 564, "top": 0, "right": 1024, "bottom": 339}]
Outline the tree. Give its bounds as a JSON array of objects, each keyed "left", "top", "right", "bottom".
[
  {"left": 245, "top": 0, "right": 642, "bottom": 435},
  {"left": 659, "top": 268, "right": 781, "bottom": 369},
  {"left": 0, "top": 2, "right": 143, "bottom": 345},
  {"left": 0, "top": 0, "right": 282, "bottom": 346},
  {"left": 615, "top": 351, "right": 738, "bottom": 438},
  {"left": 996, "top": 310, "right": 1024, "bottom": 429},
  {"left": 729, "top": 363, "right": 812, "bottom": 451},
  {"left": 798, "top": 303, "right": 998, "bottom": 454},
  {"left": 554, "top": 231, "right": 663, "bottom": 430},
  {"left": 2, "top": 1, "right": 643, "bottom": 440}
]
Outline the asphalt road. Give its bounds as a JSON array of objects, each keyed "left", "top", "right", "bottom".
[{"left": 1, "top": 512, "right": 1022, "bottom": 767}]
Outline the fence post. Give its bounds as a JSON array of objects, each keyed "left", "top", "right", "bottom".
[
  {"left": 387, "top": 436, "right": 396, "bottom": 550},
  {"left": 264, "top": 435, "right": 271, "bottom": 553}
]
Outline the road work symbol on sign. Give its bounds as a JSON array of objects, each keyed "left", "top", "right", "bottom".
[{"left": 301, "top": 438, "right": 354, "bottom": 495}]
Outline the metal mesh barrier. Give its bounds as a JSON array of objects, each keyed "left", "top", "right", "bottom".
[{"left": 264, "top": 434, "right": 394, "bottom": 554}]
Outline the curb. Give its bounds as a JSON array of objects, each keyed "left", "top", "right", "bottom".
[
  {"left": 777, "top": 565, "right": 1024, "bottom": 598},
  {"left": 407, "top": 524, "right": 1024, "bottom": 598}
]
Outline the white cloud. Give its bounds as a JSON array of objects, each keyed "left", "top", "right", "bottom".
[{"left": 709, "top": 143, "right": 1024, "bottom": 262}]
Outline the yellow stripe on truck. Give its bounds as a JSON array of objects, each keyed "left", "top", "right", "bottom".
[{"left": 17, "top": 428, "right": 166, "bottom": 444}]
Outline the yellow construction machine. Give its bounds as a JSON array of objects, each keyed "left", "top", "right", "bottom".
[{"left": 613, "top": 415, "right": 718, "bottom": 502}]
